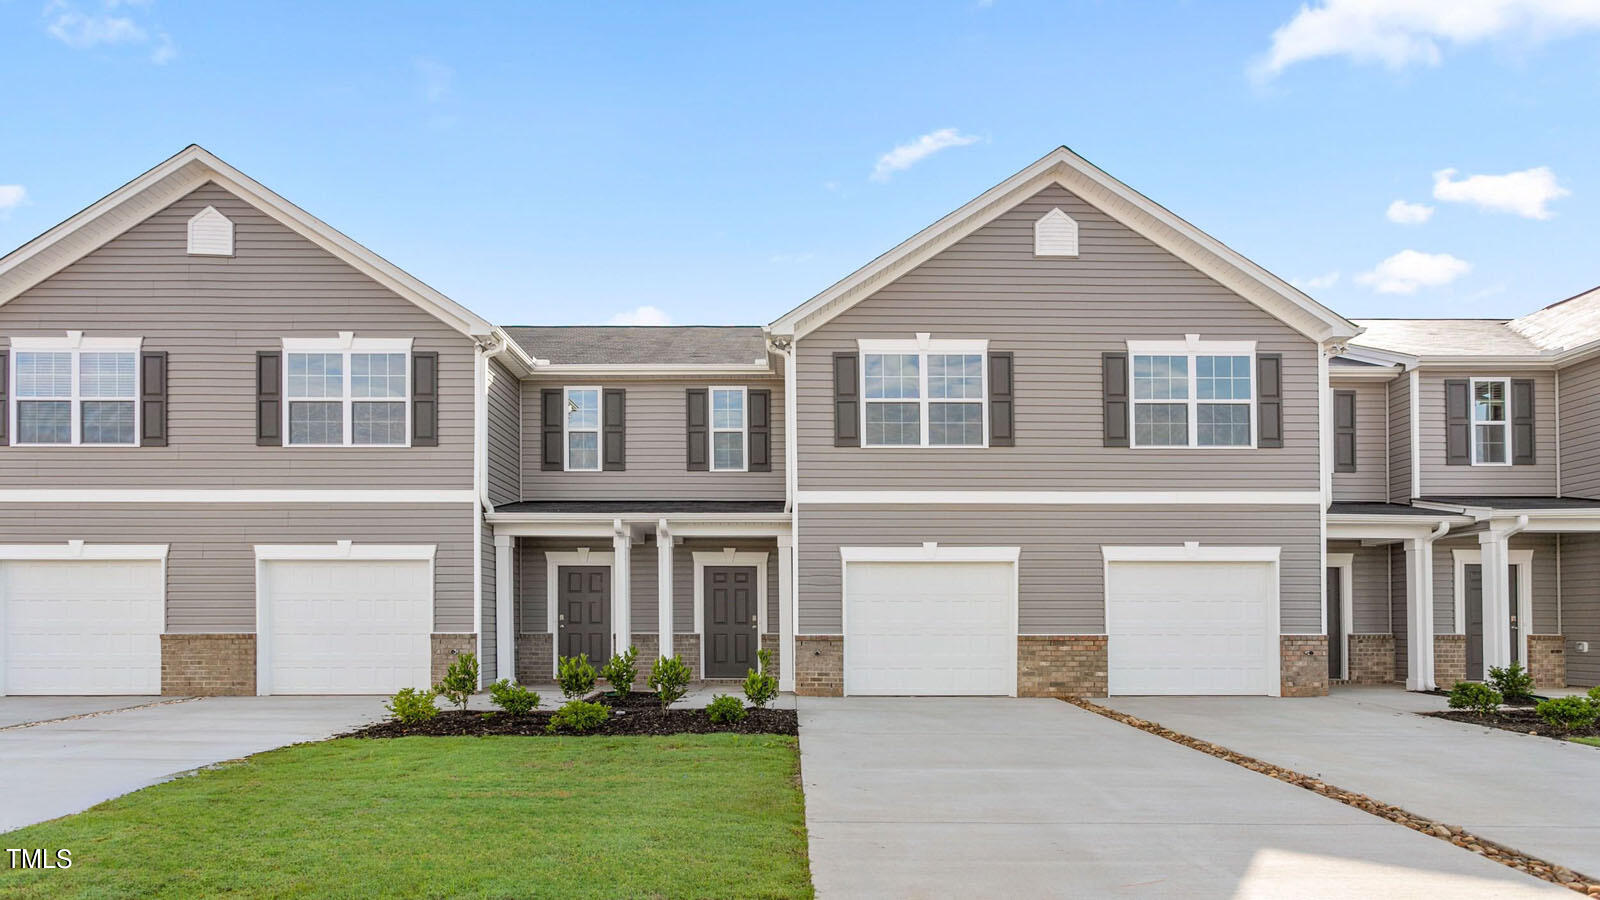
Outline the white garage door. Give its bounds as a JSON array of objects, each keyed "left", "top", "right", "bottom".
[
  {"left": 261, "top": 559, "right": 432, "bottom": 695},
  {"left": 844, "top": 561, "right": 1016, "bottom": 696},
  {"left": 2, "top": 560, "right": 164, "bottom": 695},
  {"left": 1106, "top": 561, "right": 1275, "bottom": 696}
]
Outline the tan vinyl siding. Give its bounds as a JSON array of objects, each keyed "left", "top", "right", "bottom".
[
  {"left": 1417, "top": 369, "right": 1556, "bottom": 496},
  {"left": 520, "top": 377, "right": 784, "bottom": 500},
  {"left": 0, "top": 503, "right": 475, "bottom": 633},
  {"left": 672, "top": 539, "right": 780, "bottom": 636},
  {"left": 1330, "top": 540, "right": 1391, "bottom": 633},
  {"left": 797, "top": 504, "right": 1321, "bottom": 634},
  {"left": 1389, "top": 376, "right": 1413, "bottom": 502},
  {"left": 1331, "top": 379, "right": 1390, "bottom": 502},
  {"left": 486, "top": 359, "right": 521, "bottom": 506},
  {"left": 1432, "top": 533, "right": 1557, "bottom": 635},
  {"left": 1558, "top": 355, "right": 1600, "bottom": 498},
  {"left": 795, "top": 184, "right": 1320, "bottom": 492},
  {"left": 0, "top": 183, "right": 475, "bottom": 489},
  {"left": 1558, "top": 533, "right": 1600, "bottom": 686}
]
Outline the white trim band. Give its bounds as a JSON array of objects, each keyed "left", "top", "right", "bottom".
[
  {"left": 840, "top": 543, "right": 1021, "bottom": 563},
  {"left": 1102, "top": 543, "right": 1281, "bottom": 563},
  {"left": 254, "top": 542, "right": 437, "bottom": 561},
  {"left": 0, "top": 542, "right": 169, "bottom": 560},
  {"left": 0, "top": 490, "right": 479, "bottom": 503},
  {"left": 798, "top": 490, "right": 1323, "bottom": 506}
]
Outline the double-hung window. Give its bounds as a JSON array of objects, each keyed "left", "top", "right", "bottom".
[
  {"left": 859, "top": 338, "right": 987, "bottom": 448},
  {"left": 564, "top": 386, "right": 601, "bottom": 471},
  {"left": 710, "top": 386, "right": 747, "bottom": 471},
  {"left": 282, "top": 337, "right": 410, "bottom": 447},
  {"left": 1470, "top": 377, "right": 1510, "bottom": 465},
  {"left": 9, "top": 335, "right": 140, "bottom": 446},
  {"left": 1127, "top": 338, "right": 1255, "bottom": 448}
]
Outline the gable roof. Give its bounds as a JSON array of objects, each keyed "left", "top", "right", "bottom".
[
  {"left": 769, "top": 145, "right": 1360, "bottom": 343},
  {"left": 1351, "top": 319, "right": 1543, "bottom": 358},
  {"left": 1508, "top": 284, "right": 1600, "bottom": 352},
  {"left": 503, "top": 325, "right": 769, "bottom": 367},
  {"left": 0, "top": 144, "right": 493, "bottom": 338}
]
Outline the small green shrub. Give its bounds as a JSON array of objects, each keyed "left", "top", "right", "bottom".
[
  {"left": 648, "top": 654, "right": 692, "bottom": 708},
  {"left": 1447, "top": 681, "right": 1502, "bottom": 717},
  {"left": 557, "top": 655, "right": 598, "bottom": 700},
  {"left": 1588, "top": 685, "right": 1600, "bottom": 705},
  {"left": 743, "top": 648, "right": 779, "bottom": 708},
  {"left": 546, "top": 700, "right": 610, "bottom": 734},
  {"left": 488, "top": 679, "right": 540, "bottom": 715},
  {"left": 706, "top": 694, "right": 747, "bottom": 725},
  {"left": 1536, "top": 696, "right": 1600, "bottom": 731},
  {"left": 1488, "top": 661, "right": 1536, "bottom": 703},
  {"left": 600, "top": 645, "right": 639, "bottom": 698},
  {"left": 435, "top": 652, "right": 479, "bottom": 711},
  {"left": 386, "top": 687, "right": 439, "bottom": 725}
]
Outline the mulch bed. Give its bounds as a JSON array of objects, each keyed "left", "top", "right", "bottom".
[
  {"left": 343, "top": 692, "right": 797, "bottom": 739},
  {"left": 1425, "top": 708, "right": 1600, "bottom": 741}
]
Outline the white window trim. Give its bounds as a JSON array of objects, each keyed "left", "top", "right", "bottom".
[
  {"left": 543, "top": 549, "right": 615, "bottom": 678},
  {"left": 692, "top": 549, "right": 770, "bottom": 677},
  {"left": 856, "top": 336, "right": 989, "bottom": 449},
  {"left": 562, "top": 385, "right": 603, "bottom": 472},
  {"left": 708, "top": 385, "right": 748, "bottom": 472},
  {"left": 1451, "top": 548, "right": 1534, "bottom": 666},
  {"left": 1469, "top": 376, "right": 1512, "bottom": 467},
  {"left": 1326, "top": 552, "right": 1354, "bottom": 682},
  {"left": 281, "top": 335, "right": 413, "bottom": 448},
  {"left": 0, "top": 541, "right": 169, "bottom": 561},
  {"left": 1126, "top": 336, "right": 1257, "bottom": 450},
  {"left": 8, "top": 333, "right": 143, "bottom": 448}
]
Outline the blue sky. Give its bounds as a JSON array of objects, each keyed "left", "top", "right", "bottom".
[{"left": 2, "top": 1, "right": 1598, "bottom": 328}]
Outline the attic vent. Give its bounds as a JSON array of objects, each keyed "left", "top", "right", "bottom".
[
  {"left": 187, "top": 206, "right": 234, "bottom": 257},
  {"left": 1033, "top": 207, "right": 1078, "bottom": 257}
]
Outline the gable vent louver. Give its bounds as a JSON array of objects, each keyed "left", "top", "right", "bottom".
[
  {"left": 187, "top": 206, "right": 234, "bottom": 257},
  {"left": 1033, "top": 207, "right": 1078, "bottom": 257}
]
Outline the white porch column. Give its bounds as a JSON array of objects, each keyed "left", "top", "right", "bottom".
[
  {"left": 612, "top": 519, "right": 631, "bottom": 654},
  {"left": 1405, "top": 536, "right": 1436, "bottom": 690},
  {"left": 777, "top": 534, "right": 795, "bottom": 693},
  {"left": 657, "top": 519, "right": 673, "bottom": 660},
  {"left": 1478, "top": 532, "right": 1513, "bottom": 673},
  {"left": 495, "top": 533, "right": 515, "bottom": 682}
]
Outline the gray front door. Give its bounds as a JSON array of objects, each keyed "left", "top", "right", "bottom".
[
  {"left": 1326, "top": 567, "right": 1343, "bottom": 680},
  {"left": 558, "top": 566, "right": 610, "bottom": 668},
  {"left": 1464, "top": 563, "right": 1520, "bottom": 680},
  {"left": 704, "top": 566, "right": 757, "bottom": 678}
]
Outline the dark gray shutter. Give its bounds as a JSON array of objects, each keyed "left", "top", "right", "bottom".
[
  {"left": 1102, "top": 352, "right": 1128, "bottom": 448},
  {"left": 686, "top": 388, "right": 708, "bottom": 471},
  {"left": 140, "top": 351, "right": 168, "bottom": 447},
  {"left": 255, "top": 351, "right": 281, "bottom": 446},
  {"left": 540, "top": 388, "right": 562, "bottom": 471},
  {"left": 1333, "top": 389, "right": 1356, "bottom": 473},
  {"left": 833, "top": 352, "right": 859, "bottom": 447},
  {"left": 988, "top": 352, "right": 1014, "bottom": 447},
  {"left": 1444, "top": 379, "right": 1470, "bottom": 465},
  {"left": 748, "top": 388, "right": 771, "bottom": 472},
  {"left": 411, "top": 351, "right": 439, "bottom": 447},
  {"left": 603, "top": 388, "right": 626, "bottom": 471},
  {"left": 1257, "top": 353, "right": 1283, "bottom": 449},
  {"left": 1511, "top": 378, "right": 1536, "bottom": 465},
  {"left": 0, "top": 350, "right": 8, "bottom": 445}
]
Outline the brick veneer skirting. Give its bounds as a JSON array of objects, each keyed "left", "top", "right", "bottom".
[
  {"left": 1433, "top": 633, "right": 1466, "bottom": 687},
  {"left": 1018, "top": 635, "right": 1107, "bottom": 698},
  {"left": 1280, "top": 635, "right": 1329, "bottom": 697},
  {"left": 795, "top": 635, "right": 843, "bottom": 697},
  {"left": 1346, "top": 633, "right": 1396, "bottom": 684},
  {"left": 761, "top": 633, "right": 781, "bottom": 682},
  {"left": 161, "top": 634, "right": 256, "bottom": 696},
  {"left": 430, "top": 633, "right": 476, "bottom": 687},
  {"left": 516, "top": 633, "right": 553, "bottom": 684},
  {"left": 1528, "top": 634, "right": 1566, "bottom": 689}
]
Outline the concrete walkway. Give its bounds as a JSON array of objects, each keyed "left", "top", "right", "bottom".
[
  {"left": 0, "top": 695, "right": 167, "bottom": 729},
  {"left": 1106, "top": 687, "right": 1600, "bottom": 881},
  {"left": 0, "top": 695, "right": 389, "bottom": 833},
  {"left": 798, "top": 696, "right": 1564, "bottom": 898}
]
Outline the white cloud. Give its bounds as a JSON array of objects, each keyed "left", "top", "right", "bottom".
[
  {"left": 150, "top": 31, "right": 175, "bottom": 64},
  {"left": 1356, "top": 249, "right": 1471, "bottom": 294},
  {"left": 1432, "top": 166, "right": 1569, "bottom": 219},
  {"left": 606, "top": 305, "right": 672, "bottom": 327},
  {"left": 1253, "top": 0, "right": 1600, "bottom": 80},
  {"left": 0, "top": 185, "right": 28, "bottom": 211},
  {"left": 871, "top": 128, "right": 980, "bottom": 181},
  {"left": 1386, "top": 199, "right": 1434, "bottom": 224},
  {"left": 414, "top": 57, "right": 453, "bottom": 103},
  {"left": 1292, "top": 271, "right": 1341, "bottom": 291},
  {"left": 44, "top": 0, "right": 176, "bottom": 62}
]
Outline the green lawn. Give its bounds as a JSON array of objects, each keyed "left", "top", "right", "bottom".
[
  {"left": 0, "top": 734, "right": 812, "bottom": 899},
  {"left": 1571, "top": 736, "right": 1600, "bottom": 748}
]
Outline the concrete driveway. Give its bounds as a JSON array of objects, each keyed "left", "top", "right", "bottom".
[
  {"left": 798, "top": 697, "right": 1564, "bottom": 898},
  {"left": 1106, "top": 687, "right": 1600, "bottom": 881},
  {"left": 0, "top": 695, "right": 389, "bottom": 833}
]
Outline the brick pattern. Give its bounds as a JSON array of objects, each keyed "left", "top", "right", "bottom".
[
  {"left": 761, "top": 633, "right": 781, "bottom": 682},
  {"left": 431, "top": 633, "right": 477, "bottom": 687},
  {"left": 1280, "top": 635, "right": 1329, "bottom": 697},
  {"left": 161, "top": 634, "right": 255, "bottom": 696},
  {"left": 1018, "top": 635, "right": 1107, "bottom": 698},
  {"left": 631, "top": 633, "right": 659, "bottom": 687},
  {"left": 1433, "top": 634, "right": 1466, "bottom": 687},
  {"left": 1528, "top": 634, "right": 1566, "bottom": 689},
  {"left": 795, "top": 635, "right": 843, "bottom": 697},
  {"left": 1347, "top": 633, "right": 1396, "bottom": 684},
  {"left": 516, "top": 633, "right": 553, "bottom": 684}
]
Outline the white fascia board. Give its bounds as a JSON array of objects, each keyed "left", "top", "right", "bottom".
[
  {"left": 0, "top": 489, "right": 477, "bottom": 503},
  {"left": 841, "top": 543, "right": 1020, "bottom": 563},
  {"left": 0, "top": 542, "right": 169, "bottom": 560},
  {"left": 254, "top": 542, "right": 436, "bottom": 561},
  {"left": 1329, "top": 366, "right": 1406, "bottom": 382},
  {"left": 486, "top": 329, "right": 539, "bottom": 378},
  {"left": 526, "top": 363, "right": 778, "bottom": 379},
  {"left": 1102, "top": 544, "right": 1281, "bottom": 563},
  {"left": 1411, "top": 355, "right": 1557, "bottom": 370},
  {"left": 797, "top": 490, "right": 1323, "bottom": 505},
  {"left": 1338, "top": 344, "right": 1418, "bottom": 370}
]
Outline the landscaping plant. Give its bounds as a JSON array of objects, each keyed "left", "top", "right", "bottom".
[
  {"left": 1487, "top": 661, "right": 1536, "bottom": 703},
  {"left": 648, "top": 654, "right": 692, "bottom": 708},
  {"left": 1447, "top": 681, "right": 1502, "bottom": 717},
  {"left": 557, "top": 654, "right": 598, "bottom": 699},
  {"left": 743, "top": 648, "right": 779, "bottom": 708},
  {"left": 386, "top": 687, "right": 439, "bottom": 725},
  {"left": 488, "top": 679, "right": 540, "bottom": 715},
  {"left": 706, "top": 694, "right": 747, "bottom": 725},
  {"left": 1535, "top": 696, "right": 1600, "bottom": 731},
  {"left": 546, "top": 699, "right": 610, "bottom": 734},
  {"left": 600, "top": 645, "right": 639, "bottom": 698},
  {"left": 435, "top": 652, "right": 479, "bottom": 711},
  {"left": 1590, "top": 685, "right": 1600, "bottom": 705}
]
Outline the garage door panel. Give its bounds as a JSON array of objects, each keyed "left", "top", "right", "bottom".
[
  {"left": 1107, "top": 561, "right": 1274, "bottom": 696},
  {"left": 4, "top": 560, "right": 164, "bottom": 695},
  {"left": 264, "top": 559, "right": 431, "bottom": 695},
  {"left": 845, "top": 561, "right": 1015, "bottom": 696}
]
